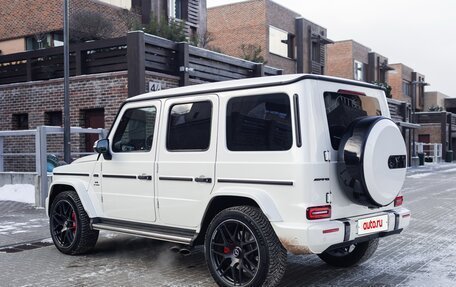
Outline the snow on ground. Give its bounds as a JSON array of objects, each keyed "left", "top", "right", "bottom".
[
  {"left": 0, "top": 218, "right": 48, "bottom": 235},
  {"left": 441, "top": 167, "right": 456, "bottom": 173},
  {"left": 0, "top": 184, "right": 35, "bottom": 204},
  {"left": 407, "top": 172, "right": 433, "bottom": 179}
]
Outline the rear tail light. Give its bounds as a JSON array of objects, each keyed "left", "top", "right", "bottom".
[
  {"left": 306, "top": 205, "right": 331, "bottom": 220},
  {"left": 394, "top": 196, "right": 403, "bottom": 207}
]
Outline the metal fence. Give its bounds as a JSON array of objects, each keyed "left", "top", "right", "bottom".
[
  {"left": 416, "top": 142, "right": 443, "bottom": 163},
  {"left": 0, "top": 126, "right": 106, "bottom": 206}
]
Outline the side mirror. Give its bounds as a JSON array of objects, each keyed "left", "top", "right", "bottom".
[{"left": 94, "top": 139, "right": 112, "bottom": 160}]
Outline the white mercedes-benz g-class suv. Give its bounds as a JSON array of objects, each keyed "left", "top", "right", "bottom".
[{"left": 47, "top": 74, "right": 410, "bottom": 287}]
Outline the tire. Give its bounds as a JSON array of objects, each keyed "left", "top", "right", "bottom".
[
  {"left": 49, "top": 191, "right": 99, "bottom": 255},
  {"left": 318, "top": 238, "right": 379, "bottom": 268},
  {"left": 338, "top": 116, "right": 407, "bottom": 207},
  {"left": 205, "top": 206, "right": 287, "bottom": 287}
]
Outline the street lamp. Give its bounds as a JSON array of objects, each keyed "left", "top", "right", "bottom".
[
  {"left": 411, "top": 80, "right": 429, "bottom": 166},
  {"left": 63, "top": 0, "right": 71, "bottom": 163}
]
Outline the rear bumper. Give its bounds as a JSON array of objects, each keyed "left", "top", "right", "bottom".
[{"left": 271, "top": 206, "right": 411, "bottom": 254}]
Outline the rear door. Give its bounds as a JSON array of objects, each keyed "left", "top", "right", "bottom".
[
  {"left": 156, "top": 95, "right": 218, "bottom": 228},
  {"left": 318, "top": 82, "right": 389, "bottom": 218}
]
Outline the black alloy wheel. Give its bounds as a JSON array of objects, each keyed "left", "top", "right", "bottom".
[
  {"left": 210, "top": 219, "right": 260, "bottom": 286},
  {"left": 49, "top": 191, "right": 99, "bottom": 255},
  {"left": 205, "top": 206, "right": 287, "bottom": 287},
  {"left": 51, "top": 199, "right": 78, "bottom": 248}
]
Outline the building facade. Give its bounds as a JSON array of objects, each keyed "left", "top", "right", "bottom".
[
  {"left": 132, "top": 0, "right": 207, "bottom": 39},
  {"left": 326, "top": 40, "right": 392, "bottom": 84},
  {"left": 207, "top": 0, "right": 331, "bottom": 74},
  {"left": 423, "top": 91, "right": 449, "bottom": 111},
  {"left": 0, "top": 0, "right": 130, "bottom": 55},
  {"left": 0, "top": 0, "right": 207, "bottom": 56},
  {"left": 388, "top": 63, "right": 427, "bottom": 111}
]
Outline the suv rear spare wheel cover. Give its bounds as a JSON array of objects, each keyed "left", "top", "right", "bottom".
[{"left": 338, "top": 116, "right": 407, "bottom": 207}]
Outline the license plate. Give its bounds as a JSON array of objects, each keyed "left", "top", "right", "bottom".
[{"left": 357, "top": 215, "right": 388, "bottom": 235}]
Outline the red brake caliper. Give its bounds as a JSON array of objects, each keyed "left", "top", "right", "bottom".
[
  {"left": 71, "top": 211, "right": 77, "bottom": 234},
  {"left": 223, "top": 246, "right": 231, "bottom": 254}
]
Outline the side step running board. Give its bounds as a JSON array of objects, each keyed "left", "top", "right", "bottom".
[{"left": 91, "top": 218, "right": 195, "bottom": 245}]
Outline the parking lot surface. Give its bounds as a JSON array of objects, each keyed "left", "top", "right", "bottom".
[{"left": 1, "top": 165, "right": 456, "bottom": 286}]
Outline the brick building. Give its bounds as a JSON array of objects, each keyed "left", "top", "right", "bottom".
[
  {"left": 207, "top": 0, "right": 332, "bottom": 75},
  {"left": 0, "top": 0, "right": 132, "bottom": 55},
  {"left": 388, "top": 63, "right": 427, "bottom": 111},
  {"left": 0, "top": 0, "right": 207, "bottom": 55},
  {"left": 326, "top": 40, "right": 392, "bottom": 84},
  {"left": 133, "top": 0, "right": 207, "bottom": 39}
]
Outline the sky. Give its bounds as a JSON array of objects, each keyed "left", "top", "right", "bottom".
[{"left": 207, "top": 0, "right": 456, "bottom": 97}]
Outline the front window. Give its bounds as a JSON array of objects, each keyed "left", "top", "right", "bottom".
[
  {"left": 324, "top": 91, "right": 382, "bottom": 150},
  {"left": 402, "top": 81, "right": 411, "bottom": 97},
  {"left": 269, "top": 26, "right": 294, "bottom": 59},
  {"left": 226, "top": 94, "right": 292, "bottom": 151},
  {"left": 112, "top": 107, "right": 157, "bottom": 153},
  {"left": 12, "top": 113, "right": 29, "bottom": 130},
  {"left": 169, "top": 0, "right": 184, "bottom": 19},
  {"left": 354, "top": 60, "right": 364, "bottom": 81},
  {"left": 25, "top": 32, "right": 64, "bottom": 51},
  {"left": 45, "top": 111, "right": 63, "bottom": 126}
]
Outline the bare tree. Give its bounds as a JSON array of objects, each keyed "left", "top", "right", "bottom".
[
  {"left": 198, "top": 31, "right": 215, "bottom": 49},
  {"left": 70, "top": 10, "right": 114, "bottom": 42},
  {"left": 240, "top": 44, "right": 266, "bottom": 63}
]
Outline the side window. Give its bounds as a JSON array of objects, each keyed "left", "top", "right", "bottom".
[
  {"left": 226, "top": 94, "right": 292, "bottom": 151},
  {"left": 324, "top": 91, "right": 382, "bottom": 150},
  {"left": 112, "top": 106, "right": 156, "bottom": 153},
  {"left": 167, "top": 101, "right": 212, "bottom": 151}
]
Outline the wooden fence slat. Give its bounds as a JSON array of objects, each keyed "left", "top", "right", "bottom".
[
  {"left": 190, "top": 70, "right": 235, "bottom": 82},
  {"left": 189, "top": 57, "right": 251, "bottom": 76},
  {"left": 190, "top": 62, "right": 246, "bottom": 79},
  {"left": 189, "top": 46, "right": 255, "bottom": 69}
]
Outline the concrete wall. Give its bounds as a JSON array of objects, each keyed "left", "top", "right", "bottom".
[
  {"left": 0, "top": 173, "right": 53, "bottom": 207},
  {"left": 424, "top": 91, "right": 448, "bottom": 111},
  {"left": 0, "top": 172, "right": 36, "bottom": 186}
]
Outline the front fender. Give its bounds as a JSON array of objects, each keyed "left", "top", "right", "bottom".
[
  {"left": 47, "top": 178, "right": 98, "bottom": 218},
  {"left": 211, "top": 186, "right": 283, "bottom": 222}
]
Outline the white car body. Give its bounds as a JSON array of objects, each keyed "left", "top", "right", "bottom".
[{"left": 47, "top": 74, "right": 410, "bottom": 255}]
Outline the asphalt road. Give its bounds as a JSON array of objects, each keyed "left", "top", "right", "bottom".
[{"left": 1, "top": 165, "right": 455, "bottom": 286}]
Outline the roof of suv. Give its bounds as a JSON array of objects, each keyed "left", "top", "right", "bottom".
[{"left": 127, "top": 74, "right": 383, "bottom": 102}]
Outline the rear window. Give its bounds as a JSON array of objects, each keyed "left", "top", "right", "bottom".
[
  {"left": 226, "top": 93, "right": 292, "bottom": 151},
  {"left": 324, "top": 91, "right": 382, "bottom": 150}
]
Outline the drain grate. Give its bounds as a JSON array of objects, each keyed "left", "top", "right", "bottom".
[{"left": 0, "top": 240, "right": 53, "bottom": 253}]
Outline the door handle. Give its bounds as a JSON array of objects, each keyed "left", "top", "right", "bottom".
[
  {"left": 138, "top": 175, "right": 152, "bottom": 181},
  {"left": 195, "top": 177, "right": 212, "bottom": 183}
]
